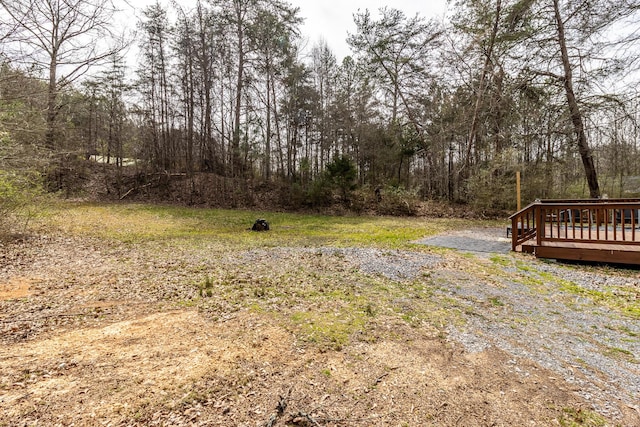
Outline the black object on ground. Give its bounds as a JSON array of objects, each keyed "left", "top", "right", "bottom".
[{"left": 252, "top": 219, "right": 270, "bottom": 231}]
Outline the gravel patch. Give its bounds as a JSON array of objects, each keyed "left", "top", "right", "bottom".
[
  {"left": 417, "top": 235, "right": 511, "bottom": 253},
  {"left": 412, "top": 228, "right": 639, "bottom": 419},
  {"left": 415, "top": 226, "right": 512, "bottom": 253},
  {"left": 438, "top": 259, "right": 639, "bottom": 421},
  {"left": 239, "top": 247, "right": 443, "bottom": 281}
]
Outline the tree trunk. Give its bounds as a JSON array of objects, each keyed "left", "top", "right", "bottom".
[
  {"left": 186, "top": 45, "right": 195, "bottom": 177},
  {"left": 265, "top": 54, "right": 272, "bottom": 181},
  {"left": 553, "top": 0, "right": 600, "bottom": 198},
  {"left": 46, "top": 52, "right": 58, "bottom": 149},
  {"left": 462, "top": 0, "right": 502, "bottom": 174},
  {"left": 232, "top": 2, "right": 245, "bottom": 177}
]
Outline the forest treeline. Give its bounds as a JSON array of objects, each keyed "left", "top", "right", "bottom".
[{"left": 2, "top": 0, "right": 640, "bottom": 225}]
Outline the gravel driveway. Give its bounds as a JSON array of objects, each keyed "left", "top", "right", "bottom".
[
  {"left": 441, "top": 261, "right": 639, "bottom": 420},
  {"left": 416, "top": 228, "right": 639, "bottom": 420}
]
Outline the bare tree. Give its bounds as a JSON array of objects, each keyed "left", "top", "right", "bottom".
[
  {"left": 310, "top": 40, "right": 338, "bottom": 175},
  {"left": 505, "top": 0, "right": 640, "bottom": 198},
  {"left": 253, "top": 3, "right": 302, "bottom": 181},
  {"left": 550, "top": 0, "right": 600, "bottom": 198},
  {"left": 458, "top": 0, "right": 503, "bottom": 174},
  {"left": 0, "top": 0, "right": 127, "bottom": 149},
  {"left": 136, "top": 2, "right": 175, "bottom": 170},
  {"left": 348, "top": 7, "right": 442, "bottom": 185},
  {"left": 348, "top": 8, "right": 442, "bottom": 133}
]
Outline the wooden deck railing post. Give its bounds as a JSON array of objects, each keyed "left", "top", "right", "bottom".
[
  {"left": 511, "top": 214, "right": 518, "bottom": 252},
  {"left": 536, "top": 203, "right": 543, "bottom": 247}
]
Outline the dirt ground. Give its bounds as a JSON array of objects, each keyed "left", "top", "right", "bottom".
[{"left": 1, "top": 232, "right": 639, "bottom": 426}]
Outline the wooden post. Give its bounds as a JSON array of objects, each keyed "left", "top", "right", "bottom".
[{"left": 516, "top": 171, "right": 521, "bottom": 211}]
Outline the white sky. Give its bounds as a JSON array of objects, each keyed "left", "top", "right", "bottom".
[
  {"left": 120, "top": 0, "right": 449, "bottom": 62},
  {"left": 289, "top": 0, "right": 449, "bottom": 60}
]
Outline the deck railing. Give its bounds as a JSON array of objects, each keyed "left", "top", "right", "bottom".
[
  {"left": 509, "top": 202, "right": 538, "bottom": 250},
  {"left": 509, "top": 198, "right": 640, "bottom": 251}
]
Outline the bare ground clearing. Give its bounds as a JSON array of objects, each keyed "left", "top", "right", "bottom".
[{"left": 1, "top": 230, "right": 639, "bottom": 426}]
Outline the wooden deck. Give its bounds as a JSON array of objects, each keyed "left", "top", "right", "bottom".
[{"left": 510, "top": 199, "right": 640, "bottom": 265}]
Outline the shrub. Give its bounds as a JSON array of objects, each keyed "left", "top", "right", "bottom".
[
  {"left": 0, "top": 170, "right": 42, "bottom": 237},
  {"left": 349, "top": 186, "right": 378, "bottom": 213},
  {"left": 305, "top": 177, "right": 333, "bottom": 207},
  {"left": 340, "top": 184, "right": 421, "bottom": 216},
  {"left": 376, "top": 186, "right": 420, "bottom": 216},
  {"left": 325, "top": 155, "right": 357, "bottom": 202}
]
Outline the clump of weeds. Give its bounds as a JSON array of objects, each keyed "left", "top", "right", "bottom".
[{"left": 198, "top": 276, "right": 214, "bottom": 297}]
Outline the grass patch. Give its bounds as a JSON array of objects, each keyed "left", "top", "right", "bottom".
[
  {"left": 184, "top": 249, "right": 463, "bottom": 351},
  {"left": 605, "top": 324, "right": 639, "bottom": 338},
  {"left": 290, "top": 309, "right": 368, "bottom": 351},
  {"left": 603, "top": 346, "right": 638, "bottom": 364},
  {"left": 24, "top": 202, "right": 512, "bottom": 348},
  {"left": 509, "top": 264, "right": 640, "bottom": 319},
  {"left": 43, "top": 201, "right": 479, "bottom": 249},
  {"left": 488, "top": 296, "right": 504, "bottom": 307},
  {"left": 198, "top": 276, "right": 215, "bottom": 298},
  {"left": 557, "top": 279, "right": 640, "bottom": 320},
  {"left": 558, "top": 407, "right": 607, "bottom": 427},
  {"left": 489, "top": 255, "right": 511, "bottom": 267}
]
